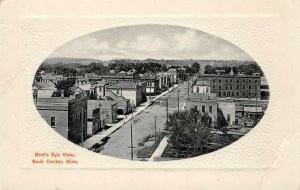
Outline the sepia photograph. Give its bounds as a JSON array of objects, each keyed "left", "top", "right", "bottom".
[{"left": 32, "top": 24, "right": 270, "bottom": 161}]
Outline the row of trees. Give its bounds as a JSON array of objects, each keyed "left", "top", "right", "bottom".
[
  {"left": 204, "top": 63, "right": 263, "bottom": 76},
  {"left": 164, "top": 106, "right": 235, "bottom": 158}
]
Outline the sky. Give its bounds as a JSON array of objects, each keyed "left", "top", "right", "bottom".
[{"left": 49, "top": 25, "right": 253, "bottom": 61}]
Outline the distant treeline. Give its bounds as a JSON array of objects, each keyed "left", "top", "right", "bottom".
[{"left": 37, "top": 61, "right": 201, "bottom": 76}]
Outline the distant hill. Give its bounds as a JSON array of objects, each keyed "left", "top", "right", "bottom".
[
  {"left": 44, "top": 57, "right": 102, "bottom": 65},
  {"left": 45, "top": 57, "right": 256, "bottom": 68}
]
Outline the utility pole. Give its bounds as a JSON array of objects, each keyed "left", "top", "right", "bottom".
[
  {"left": 177, "top": 90, "right": 180, "bottom": 111},
  {"left": 154, "top": 116, "right": 157, "bottom": 147},
  {"left": 81, "top": 108, "right": 84, "bottom": 147},
  {"left": 165, "top": 98, "right": 169, "bottom": 126},
  {"left": 188, "top": 79, "right": 190, "bottom": 97},
  {"left": 149, "top": 79, "right": 151, "bottom": 101},
  {"left": 130, "top": 124, "right": 134, "bottom": 160}
]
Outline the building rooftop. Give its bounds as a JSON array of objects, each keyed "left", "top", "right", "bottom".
[
  {"left": 106, "top": 90, "right": 129, "bottom": 107},
  {"left": 33, "top": 82, "right": 56, "bottom": 90},
  {"left": 88, "top": 100, "right": 117, "bottom": 110},
  {"left": 35, "top": 97, "right": 74, "bottom": 111},
  {"left": 188, "top": 93, "right": 217, "bottom": 101},
  {"left": 198, "top": 74, "right": 261, "bottom": 78},
  {"left": 195, "top": 80, "right": 210, "bottom": 86},
  {"left": 107, "top": 82, "right": 140, "bottom": 89}
]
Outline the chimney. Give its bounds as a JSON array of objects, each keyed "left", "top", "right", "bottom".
[{"left": 61, "top": 90, "right": 64, "bottom": 98}]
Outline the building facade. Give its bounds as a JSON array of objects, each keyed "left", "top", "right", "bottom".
[
  {"left": 198, "top": 74, "right": 261, "bottom": 99},
  {"left": 35, "top": 96, "right": 88, "bottom": 144},
  {"left": 107, "top": 82, "right": 147, "bottom": 106},
  {"left": 186, "top": 93, "right": 218, "bottom": 122}
]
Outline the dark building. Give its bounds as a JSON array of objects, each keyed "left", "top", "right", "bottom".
[
  {"left": 198, "top": 74, "right": 262, "bottom": 99},
  {"left": 35, "top": 96, "right": 88, "bottom": 144}
]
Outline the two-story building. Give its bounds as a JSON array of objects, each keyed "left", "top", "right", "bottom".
[
  {"left": 34, "top": 95, "right": 88, "bottom": 144},
  {"left": 106, "top": 82, "right": 147, "bottom": 106}
]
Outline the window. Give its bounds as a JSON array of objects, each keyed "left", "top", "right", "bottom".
[
  {"left": 213, "top": 85, "right": 215, "bottom": 89},
  {"left": 230, "top": 79, "right": 232, "bottom": 83},
  {"left": 227, "top": 114, "right": 230, "bottom": 122},
  {"left": 230, "top": 85, "right": 232, "bottom": 90},
  {"left": 116, "top": 89, "right": 119, "bottom": 94},
  {"left": 243, "top": 92, "right": 245, "bottom": 96},
  {"left": 213, "top": 79, "right": 215, "bottom": 83},
  {"left": 227, "top": 91, "right": 230, "bottom": 96},
  {"left": 202, "top": 106, "right": 205, "bottom": 113},
  {"left": 219, "top": 92, "right": 221, "bottom": 97},
  {"left": 236, "top": 85, "right": 239, "bottom": 90},
  {"left": 79, "top": 112, "right": 82, "bottom": 121},
  {"left": 237, "top": 79, "right": 239, "bottom": 83},
  {"left": 223, "top": 92, "right": 226, "bottom": 96},
  {"left": 249, "top": 86, "right": 251, "bottom": 90},
  {"left": 219, "top": 79, "right": 221, "bottom": 83},
  {"left": 243, "top": 85, "right": 245, "bottom": 90},
  {"left": 231, "top": 91, "right": 234, "bottom": 96},
  {"left": 209, "top": 106, "right": 212, "bottom": 113},
  {"left": 206, "top": 87, "right": 209, "bottom": 93},
  {"left": 219, "top": 85, "right": 221, "bottom": 90},
  {"left": 196, "top": 87, "right": 199, "bottom": 93},
  {"left": 225, "top": 79, "right": 228, "bottom": 83},
  {"left": 255, "top": 80, "right": 257, "bottom": 83},
  {"left": 51, "top": 117, "right": 55, "bottom": 127},
  {"left": 237, "top": 92, "right": 240, "bottom": 97}
]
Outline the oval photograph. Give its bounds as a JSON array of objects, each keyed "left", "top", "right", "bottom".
[{"left": 32, "top": 25, "right": 270, "bottom": 161}]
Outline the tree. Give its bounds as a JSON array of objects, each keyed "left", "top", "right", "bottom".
[
  {"left": 165, "top": 107, "right": 213, "bottom": 157},
  {"left": 191, "top": 62, "right": 200, "bottom": 73},
  {"left": 55, "top": 80, "right": 75, "bottom": 97}
]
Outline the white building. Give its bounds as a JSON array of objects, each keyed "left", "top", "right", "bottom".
[{"left": 192, "top": 80, "right": 210, "bottom": 93}]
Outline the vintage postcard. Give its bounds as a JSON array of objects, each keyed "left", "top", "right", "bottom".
[{"left": 0, "top": 0, "right": 299, "bottom": 189}]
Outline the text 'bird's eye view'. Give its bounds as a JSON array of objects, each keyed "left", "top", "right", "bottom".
[{"left": 32, "top": 25, "right": 270, "bottom": 161}]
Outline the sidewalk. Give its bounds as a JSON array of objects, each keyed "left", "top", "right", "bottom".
[
  {"left": 82, "top": 84, "right": 179, "bottom": 149},
  {"left": 148, "top": 136, "right": 169, "bottom": 162}
]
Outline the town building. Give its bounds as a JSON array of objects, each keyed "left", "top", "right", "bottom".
[
  {"left": 140, "top": 74, "right": 160, "bottom": 95},
  {"left": 106, "top": 82, "right": 147, "bottom": 106},
  {"left": 217, "top": 101, "right": 236, "bottom": 126},
  {"left": 192, "top": 80, "right": 211, "bottom": 94},
  {"left": 34, "top": 96, "right": 88, "bottom": 144},
  {"left": 101, "top": 73, "right": 140, "bottom": 84},
  {"left": 157, "top": 72, "right": 171, "bottom": 89},
  {"left": 260, "top": 76, "right": 270, "bottom": 100},
  {"left": 106, "top": 90, "right": 132, "bottom": 115},
  {"left": 90, "top": 81, "right": 106, "bottom": 100},
  {"left": 87, "top": 100, "right": 106, "bottom": 135},
  {"left": 186, "top": 93, "right": 218, "bottom": 122},
  {"left": 32, "top": 82, "right": 57, "bottom": 98},
  {"left": 197, "top": 74, "right": 262, "bottom": 99},
  {"left": 97, "top": 100, "right": 118, "bottom": 125},
  {"left": 168, "top": 68, "right": 177, "bottom": 84}
]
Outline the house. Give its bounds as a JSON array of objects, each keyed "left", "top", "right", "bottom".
[
  {"left": 87, "top": 100, "right": 106, "bottom": 135},
  {"left": 35, "top": 95, "right": 88, "bottom": 144},
  {"left": 106, "top": 82, "right": 147, "bottom": 106},
  {"left": 106, "top": 90, "right": 132, "bottom": 115},
  {"left": 186, "top": 93, "right": 218, "bottom": 122},
  {"left": 192, "top": 80, "right": 210, "bottom": 94},
  {"left": 32, "top": 82, "right": 57, "bottom": 98}
]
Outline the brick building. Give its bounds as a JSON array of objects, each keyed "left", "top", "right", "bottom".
[
  {"left": 35, "top": 96, "right": 88, "bottom": 144},
  {"left": 198, "top": 74, "right": 261, "bottom": 99}
]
